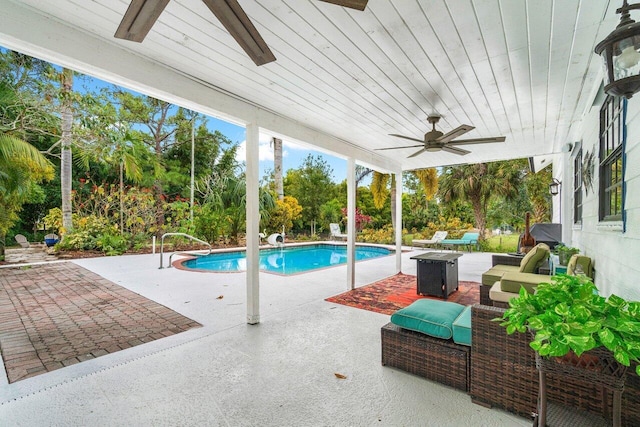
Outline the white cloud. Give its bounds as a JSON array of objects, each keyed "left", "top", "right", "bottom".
[{"left": 235, "top": 133, "right": 295, "bottom": 163}]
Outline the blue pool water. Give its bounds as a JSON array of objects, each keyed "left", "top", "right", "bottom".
[{"left": 180, "top": 244, "right": 392, "bottom": 275}]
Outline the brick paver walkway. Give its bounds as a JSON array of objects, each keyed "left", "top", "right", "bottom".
[{"left": 0, "top": 262, "right": 201, "bottom": 383}]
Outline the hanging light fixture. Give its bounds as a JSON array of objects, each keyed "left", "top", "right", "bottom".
[{"left": 595, "top": 1, "right": 640, "bottom": 98}]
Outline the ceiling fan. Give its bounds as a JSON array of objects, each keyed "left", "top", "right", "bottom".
[
  {"left": 377, "top": 115, "right": 506, "bottom": 157},
  {"left": 114, "top": 0, "right": 368, "bottom": 66}
]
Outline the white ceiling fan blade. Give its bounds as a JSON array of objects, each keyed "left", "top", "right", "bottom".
[
  {"left": 408, "top": 148, "right": 427, "bottom": 158},
  {"left": 389, "top": 134, "right": 424, "bottom": 143},
  {"left": 437, "top": 124, "right": 474, "bottom": 143},
  {"left": 447, "top": 136, "right": 506, "bottom": 146},
  {"left": 376, "top": 144, "right": 423, "bottom": 151},
  {"left": 441, "top": 146, "right": 470, "bottom": 155}
]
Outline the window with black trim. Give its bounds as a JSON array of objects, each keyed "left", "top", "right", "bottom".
[
  {"left": 598, "top": 96, "right": 624, "bottom": 221},
  {"left": 573, "top": 148, "right": 582, "bottom": 224}
]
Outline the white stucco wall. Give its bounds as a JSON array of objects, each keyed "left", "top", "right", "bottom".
[{"left": 563, "top": 92, "right": 640, "bottom": 301}]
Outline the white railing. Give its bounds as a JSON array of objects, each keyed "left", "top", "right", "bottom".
[{"left": 159, "top": 232, "right": 212, "bottom": 269}]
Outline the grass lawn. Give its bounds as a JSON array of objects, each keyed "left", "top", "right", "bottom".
[{"left": 483, "top": 234, "right": 519, "bottom": 253}]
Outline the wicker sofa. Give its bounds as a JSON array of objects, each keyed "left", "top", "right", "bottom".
[
  {"left": 480, "top": 245, "right": 550, "bottom": 306},
  {"left": 470, "top": 304, "right": 640, "bottom": 426}
]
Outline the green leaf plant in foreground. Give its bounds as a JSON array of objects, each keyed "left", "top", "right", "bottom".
[{"left": 497, "top": 274, "right": 640, "bottom": 376}]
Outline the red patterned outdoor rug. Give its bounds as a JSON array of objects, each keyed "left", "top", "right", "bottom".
[{"left": 325, "top": 273, "right": 480, "bottom": 315}]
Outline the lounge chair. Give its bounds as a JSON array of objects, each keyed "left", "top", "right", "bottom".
[
  {"left": 14, "top": 234, "right": 30, "bottom": 248},
  {"left": 329, "top": 223, "right": 347, "bottom": 241},
  {"left": 439, "top": 232, "right": 479, "bottom": 252},
  {"left": 412, "top": 231, "right": 448, "bottom": 248}
]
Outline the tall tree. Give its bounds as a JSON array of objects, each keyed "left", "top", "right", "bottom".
[
  {"left": 272, "top": 137, "right": 283, "bottom": 201},
  {"left": 285, "top": 154, "right": 334, "bottom": 235},
  {"left": 60, "top": 68, "right": 74, "bottom": 233},
  {"left": 112, "top": 91, "right": 178, "bottom": 233},
  {"left": 438, "top": 161, "right": 523, "bottom": 238}
]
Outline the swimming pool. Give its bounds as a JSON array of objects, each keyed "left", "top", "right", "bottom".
[{"left": 178, "top": 243, "right": 392, "bottom": 275}]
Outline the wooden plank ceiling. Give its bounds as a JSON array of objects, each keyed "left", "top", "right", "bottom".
[{"left": 2, "top": 0, "right": 621, "bottom": 170}]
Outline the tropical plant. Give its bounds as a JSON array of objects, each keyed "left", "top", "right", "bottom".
[
  {"left": 438, "top": 160, "right": 523, "bottom": 238},
  {"left": 268, "top": 195, "right": 303, "bottom": 234},
  {"left": 0, "top": 81, "right": 54, "bottom": 255},
  {"left": 555, "top": 244, "right": 580, "bottom": 265},
  {"left": 340, "top": 207, "right": 372, "bottom": 232},
  {"left": 498, "top": 274, "right": 640, "bottom": 376}
]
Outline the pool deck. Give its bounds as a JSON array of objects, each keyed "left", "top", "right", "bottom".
[{"left": 0, "top": 246, "right": 529, "bottom": 426}]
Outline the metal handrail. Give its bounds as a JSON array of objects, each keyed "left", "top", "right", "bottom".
[{"left": 159, "top": 232, "right": 212, "bottom": 269}]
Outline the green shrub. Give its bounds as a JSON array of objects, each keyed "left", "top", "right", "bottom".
[{"left": 96, "top": 233, "right": 129, "bottom": 255}]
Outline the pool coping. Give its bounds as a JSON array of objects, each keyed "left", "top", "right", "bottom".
[{"left": 171, "top": 241, "right": 398, "bottom": 275}]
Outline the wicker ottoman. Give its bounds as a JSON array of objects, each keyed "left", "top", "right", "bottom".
[{"left": 381, "top": 322, "right": 470, "bottom": 391}]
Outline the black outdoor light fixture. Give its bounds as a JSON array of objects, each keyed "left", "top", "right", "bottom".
[
  {"left": 549, "top": 178, "right": 561, "bottom": 196},
  {"left": 595, "top": 0, "right": 640, "bottom": 98}
]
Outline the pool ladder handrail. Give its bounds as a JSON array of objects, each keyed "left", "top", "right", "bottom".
[{"left": 159, "top": 232, "right": 212, "bottom": 269}]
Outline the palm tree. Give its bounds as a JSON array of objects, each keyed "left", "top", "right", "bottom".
[
  {"left": 438, "top": 161, "right": 522, "bottom": 238},
  {"left": 371, "top": 172, "right": 398, "bottom": 229},
  {"left": 0, "top": 83, "right": 54, "bottom": 255},
  {"left": 60, "top": 68, "right": 74, "bottom": 234},
  {"left": 413, "top": 168, "right": 438, "bottom": 202}
]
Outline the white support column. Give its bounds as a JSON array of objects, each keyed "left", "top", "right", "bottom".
[
  {"left": 346, "top": 157, "right": 356, "bottom": 289},
  {"left": 395, "top": 171, "right": 403, "bottom": 273},
  {"left": 246, "top": 122, "right": 260, "bottom": 324}
]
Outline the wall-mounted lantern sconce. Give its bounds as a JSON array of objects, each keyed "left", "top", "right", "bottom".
[
  {"left": 549, "top": 178, "right": 561, "bottom": 196},
  {"left": 595, "top": 0, "right": 640, "bottom": 98}
]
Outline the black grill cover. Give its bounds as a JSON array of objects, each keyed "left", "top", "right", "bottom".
[{"left": 518, "top": 223, "right": 562, "bottom": 250}]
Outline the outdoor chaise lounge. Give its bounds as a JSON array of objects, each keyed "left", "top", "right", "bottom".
[
  {"left": 14, "top": 234, "right": 30, "bottom": 248},
  {"left": 412, "top": 231, "right": 447, "bottom": 248},
  {"left": 329, "top": 223, "right": 347, "bottom": 241},
  {"left": 439, "top": 232, "right": 479, "bottom": 252}
]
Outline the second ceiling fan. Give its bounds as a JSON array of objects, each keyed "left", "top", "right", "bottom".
[
  {"left": 114, "top": 0, "right": 368, "bottom": 66},
  {"left": 378, "top": 115, "right": 506, "bottom": 157}
]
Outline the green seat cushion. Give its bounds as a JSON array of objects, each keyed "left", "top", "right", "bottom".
[
  {"left": 500, "top": 271, "right": 551, "bottom": 293},
  {"left": 452, "top": 305, "right": 472, "bottom": 346},
  {"left": 567, "top": 254, "right": 593, "bottom": 278},
  {"left": 481, "top": 265, "right": 520, "bottom": 286},
  {"left": 518, "top": 243, "right": 550, "bottom": 273},
  {"left": 390, "top": 299, "right": 465, "bottom": 340}
]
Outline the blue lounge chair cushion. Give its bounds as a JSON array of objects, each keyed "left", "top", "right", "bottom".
[
  {"left": 452, "top": 305, "right": 472, "bottom": 346},
  {"left": 390, "top": 299, "right": 465, "bottom": 340}
]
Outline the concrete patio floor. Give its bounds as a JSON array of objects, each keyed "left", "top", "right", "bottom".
[{"left": 0, "top": 247, "right": 529, "bottom": 426}]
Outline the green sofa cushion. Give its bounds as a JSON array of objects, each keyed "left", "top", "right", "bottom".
[
  {"left": 481, "top": 265, "right": 520, "bottom": 286},
  {"left": 390, "top": 299, "right": 465, "bottom": 340},
  {"left": 500, "top": 271, "right": 551, "bottom": 293},
  {"left": 452, "top": 305, "right": 472, "bottom": 346},
  {"left": 518, "top": 243, "right": 550, "bottom": 273},
  {"left": 567, "top": 254, "right": 593, "bottom": 278}
]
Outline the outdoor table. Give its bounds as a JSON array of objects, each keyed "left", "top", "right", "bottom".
[{"left": 410, "top": 252, "right": 463, "bottom": 299}]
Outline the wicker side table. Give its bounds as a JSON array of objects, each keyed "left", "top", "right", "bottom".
[{"left": 533, "top": 348, "right": 627, "bottom": 427}]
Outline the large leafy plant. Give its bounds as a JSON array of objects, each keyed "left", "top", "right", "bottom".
[{"left": 499, "top": 274, "right": 640, "bottom": 375}]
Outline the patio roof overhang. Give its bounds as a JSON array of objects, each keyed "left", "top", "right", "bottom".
[
  {"left": 0, "top": 0, "right": 622, "bottom": 171},
  {"left": 0, "top": 0, "right": 623, "bottom": 323}
]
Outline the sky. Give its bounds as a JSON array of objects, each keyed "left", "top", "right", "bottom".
[{"left": 219, "top": 121, "right": 349, "bottom": 183}]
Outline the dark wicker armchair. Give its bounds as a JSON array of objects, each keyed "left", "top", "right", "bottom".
[{"left": 470, "top": 304, "right": 640, "bottom": 426}]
